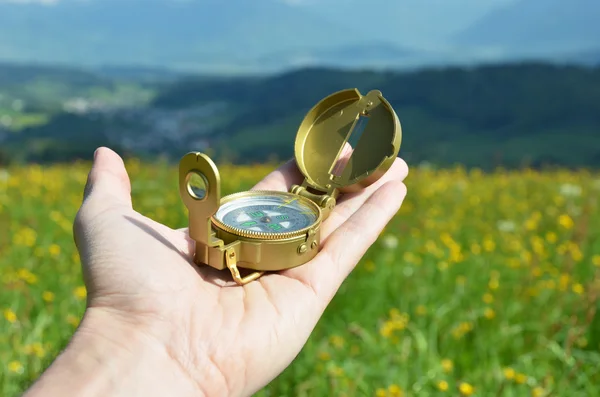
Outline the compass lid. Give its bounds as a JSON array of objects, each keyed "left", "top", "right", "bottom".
[{"left": 294, "top": 88, "right": 402, "bottom": 194}]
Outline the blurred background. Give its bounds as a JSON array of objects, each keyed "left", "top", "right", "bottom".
[
  {"left": 1, "top": 0, "right": 599, "bottom": 396},
  {"left": 0, "top": 0, "right": 599, "bottom": 167}
]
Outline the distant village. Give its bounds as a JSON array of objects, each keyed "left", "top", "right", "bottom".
[{"left": 0, "top": 92, "right": 230, "bottom": 155}]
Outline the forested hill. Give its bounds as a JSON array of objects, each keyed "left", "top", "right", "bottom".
[
  {"left": 153, "top": 63, "right": 600, "bottom": 169},
  {"left": 3, "top": 62, "right": 600, "bottom": 170}
]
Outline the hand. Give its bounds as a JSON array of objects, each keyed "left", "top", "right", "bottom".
[{"left": 25, "top": 147, "right": 408, "bottom": 397}]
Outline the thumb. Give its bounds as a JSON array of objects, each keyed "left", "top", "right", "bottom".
[{"left": 81, "top": 147, "right": 132, "bottom": 211}]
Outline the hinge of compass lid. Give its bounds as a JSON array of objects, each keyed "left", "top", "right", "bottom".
[{"left": 290, "top": 182, "right": 338, "bottom": 221}]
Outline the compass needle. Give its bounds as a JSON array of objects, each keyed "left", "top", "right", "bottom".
[{"left": 277, "top": 197, "right": 298, "bottom": 209}]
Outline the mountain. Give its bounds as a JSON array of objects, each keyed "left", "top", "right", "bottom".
[
  {"left": 454, "top": 0, "right": 600, "bottom": 60},
  {"left": 0, "top": 0, "right": 406, "bottom": 73},
  {"left": 254, "top": 43, "right": 420, "bottom": 70},
  {"left": 299, "top": 0, "right": 517, "bottom": 49},
  {"left": 2, "top": 0, "right": 587, "bottom": 72},
  {"left": 5, "top": 62, "right": 600, "bottom": 169},
  {"left": 151, "top": 63, "right": 600, "bottom": 168},
  {"left": 572, "top": 50, "right": 600, "bottom": 66}
]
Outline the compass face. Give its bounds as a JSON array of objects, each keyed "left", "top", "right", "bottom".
[{"left": 214, "top": 193, "right": 319, "bottom": 235}]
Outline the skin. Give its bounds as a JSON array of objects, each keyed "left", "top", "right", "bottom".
[{"left": 23, "top": 147, "right": 408, "bottom": 397}]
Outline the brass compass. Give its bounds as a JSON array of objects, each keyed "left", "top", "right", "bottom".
[{"left": 179, "top": 88, "right": 402, "bottom": 285}]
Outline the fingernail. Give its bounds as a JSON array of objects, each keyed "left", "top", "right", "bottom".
[{"left": 93, "top": 148, "right": 99, "bottom": 160}]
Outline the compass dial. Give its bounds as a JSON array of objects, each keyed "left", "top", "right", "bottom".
[{"left": 214, "top": 193, "right": 319, "bottom": 235}]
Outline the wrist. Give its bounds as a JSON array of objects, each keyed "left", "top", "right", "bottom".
[{"left": 24, "top": 307, "right": 206, "bottom": 397}]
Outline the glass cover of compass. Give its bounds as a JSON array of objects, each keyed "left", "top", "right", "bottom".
[{"left": 213, "top": 192, "right": 320, "bottom": 236}]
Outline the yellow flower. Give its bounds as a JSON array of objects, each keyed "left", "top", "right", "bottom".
[
  {"left": 3, "top": 308, "right": 17, "bottom": 323},
  {"left": 375, "top": 388, "right": 387, "bottom": 397},
  {"left": 328, "top": 365, "right": 344, "bottom": 377},
  {"left": 67, "top": 314, "right": 81, "bottom": 327},
  {"left": 559, "top": 273, "right": 570, "bottom": 291},
  {"left": 558, "top": 214, "right": 574, "bottom": 229},
  {"left": 545, "top": 232, "right": 557, "bottom": 243},
  {"left": 503, "top": 367, "right": 515, "bottom": 380},
  {"left": 507, "top": 257, "right": 521, "bottom": 268},
  {"left": 388, "top": 384, "right": 403, "bottom": 397},
  {"left": 483, "top": 238, "right": 496, "bottom": 252},
  {"left": 416, "top": 305, "right": 427, "bottom": 316},
  {"left": 570, "top": 245, "right": 583, "bottom": 262},
  {"left": 380, "top": 323, "right": 393, "bottom": 338},
  {"left": 389, "top": 308, "right": 401, "bottom": 318},
  {"left": 441, "top": 359, "right": 453, "bottom": 373},
  {"left": 557, "top": 243, "right": 568, "bottom": 255},
  {"left": 482, "top": 293, "right": 494, "bottom": 304},
  {"left": 437, "top": 380, "right": 449, "bottom": 391},
  {"left": 532, "top": 387, "right": 545, "bottom": 397},
  {"left": 12, "top": 227, "right": 37, "bottom": 247},
  {"left": 380, "top": 310, "right": 409, "bottom": 339},
  {"left": 531, "top": 267, "right": 542, "bottom": 277},
  {"left": 593, "top": 255, "right": 600, "bottom": 267},
  {"left": 531, "top": 242, "right": 545, "bottom": 257},
  {"left": 461, "top": 322, "right": 474, "bottom": 332},
  {"left": 24, "top": 342, "right": 46, "bottom": 358},
  {"left": 8, "top": 361, "right": 23, "bottom": 374},
  {"left": 42, "top": 291, "right": 55, "bottom": 303},
  {"left": 525, "top": 218, "right": 538, "bottom": 231},
  {"left": 17, "top": 268, "right": 38, "bottom": 284},
  {"left": 515, "top": 373, "right": 528, "bottom": 384},
  {"left": 329, "top": 335, "right": 345, "bottom": 349},
  {"left": 50, "top": 210, "right": 62, "bottom": 222},
  {"left": 49, "top": 244, "right": 61, "bottom": 257},
  {"left": 458, "top": 382, "right": 474, "bottom": 396},
  {"left": 484, "top": 307, "right": 496, "bottom": 320},
  {"left": 489, "top": 278, "right": 500, "bottom": 290},
  {"left": 73, "top": 286, "right": 87, "bottom": 300},
  {"left": 572, "top": 283, "right": 584, "bottom": 295},
  {"left": 318, "top": 351, "right": 331, "bottom": 361}
]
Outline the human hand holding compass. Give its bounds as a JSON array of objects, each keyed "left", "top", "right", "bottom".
[{"left": 24, "top": 90, "right": 408, "bottom": 397}]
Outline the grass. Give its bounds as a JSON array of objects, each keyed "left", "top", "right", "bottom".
[{"left": 1, "top": 160, "right": 600, "bottom": 396}]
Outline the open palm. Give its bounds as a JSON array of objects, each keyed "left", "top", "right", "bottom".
[{"left": 71, "top": 147, "right": 408, "bottom": 396}]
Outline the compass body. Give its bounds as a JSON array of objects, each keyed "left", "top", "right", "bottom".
[{"left": 179, "top": 88, "right": 402, "bottom": 285}]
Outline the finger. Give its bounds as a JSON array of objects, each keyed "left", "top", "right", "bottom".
[
  {"left": 82, "top": 147, "right": 132, "bottom": 209},
  {"left": 251, "top": 158, "right": 304, "bottom": 191},
  {"left": 73, "top": 147, "right": 133, "bottom": 263},
  {"left": 320, "top": 157, "right": 408, "bottom": 242},
  {"left": 75, "top": 147, "right": 133, "bottom": 245},
  {"left": 285, "top": 180, "right": 407, "bottom": 303}
]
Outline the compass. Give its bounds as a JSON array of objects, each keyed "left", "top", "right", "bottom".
[{"left": 179, "top": 88, "right": 402, "bottom": 285}]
